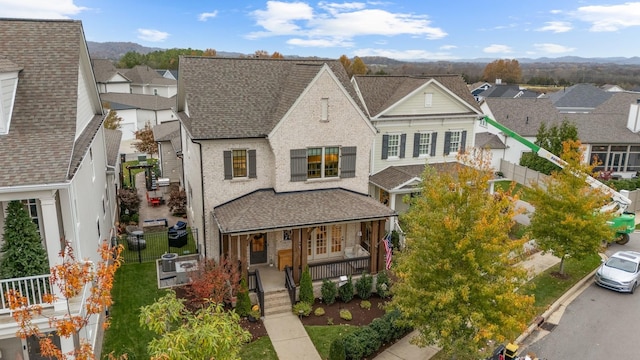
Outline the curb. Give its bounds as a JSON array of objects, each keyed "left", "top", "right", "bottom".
[{"left": 515, "top": 255, "right": 604, "bottom": 345}]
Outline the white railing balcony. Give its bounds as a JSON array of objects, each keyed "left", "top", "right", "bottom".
[{"left": 0, "top": 274, "right": 52, "bottom": 314}]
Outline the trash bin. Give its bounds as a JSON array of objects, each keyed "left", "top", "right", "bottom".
[{"left": 162, "top": 253, "right": 178, "bottom": 272}]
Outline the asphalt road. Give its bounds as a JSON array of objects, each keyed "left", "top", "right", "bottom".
[{"left": 523, "top": 233, "right": 640, "bottom": 359}]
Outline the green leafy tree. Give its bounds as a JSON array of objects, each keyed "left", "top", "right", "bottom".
[
  {"left": 133, "top": 121, "right": 158, "bottom": 158},
  {"left": 299, "top": 265, "right": 314, "bottom": 304},
  {"left": 351, "top": 56, "right": 367, "bottom": 75},
  {"left": 140, "top": 290, "right": 251, "bottom": 360},
  {"left": 117, "top": 51, "right": 145, "bottom": 68},
  {"left": 390, "top": 149, "right": 535, "bottom": 358},
  {"left": 520, "top": 120, "right": 579, "bottom": 175},
  {"left": 482, "top": 58, "right": 522, "bottom": 83},
  {"left": 0, "top": 200, "right": 49, "bottom": 278},
  {"left": 527, "top": 140, "right": 613, "bottom": 275}
]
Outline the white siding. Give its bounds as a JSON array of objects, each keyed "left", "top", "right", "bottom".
[
  {"left": 385, "top": 83, "right": 471, "bottom": 116},
  {"left": 76, "top": 64, "right": 96, "bottom": 137}
]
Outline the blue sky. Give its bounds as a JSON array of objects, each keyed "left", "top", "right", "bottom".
[{"left": 3, "top": 0, "right": 640, "bottom": 60}]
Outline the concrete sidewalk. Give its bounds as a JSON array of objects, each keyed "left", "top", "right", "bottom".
[{"left": 263, "top": 312, "right": 322, "bottom": 360}]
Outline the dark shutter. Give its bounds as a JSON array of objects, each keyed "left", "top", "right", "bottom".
[
  {"left": 399, "top": 134, "right": 406, "bottom": 158},
  {"left": 413, "top": 133, "right": 420, "bottom": 157},
  {"left": 340, "top": 146, "right": 357, "bottom": 178},
  {"left": 460, "top": 131, "right": 467, "bottom": 153},
  {"left": 430, "top": 132, "right": 438, "bottom": 156},
  {"left": 444, "top": 131, "right": 451, "bottom": 155},
  {"left": 381, "top": 135, "right": 389, "bottom": 160},
  {"left": 290, "top": 149, "right": 307, "bottom": 182},
  {"left": 248, "top": 150, "right": 257, "bottom": 178},
  {"left": 223, "top": 151, "right": 232, "bottom": 179}
]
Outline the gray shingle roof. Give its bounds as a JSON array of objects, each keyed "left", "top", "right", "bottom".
[
  {"left": 178, "top": 57, "right": 363, "bottom": 140},
  {"left": 0, "top": 18, "right": 100, "bottom": 187},
  {"left": 213, "top": 188, "right": 396, "bottom": 234},
  {"left": 124, "top": 65, "right": 176, "bottom": 86},
  {"left": 0, "top": 57, "right": 22, "bottom": 72},
  {"left": 369, "top": 163, "right": 463, "bottom": 191},
  {"left": 91, "top": 59, "right": 128, "bottom": 83},
  {"left": 475, "top": 132, "right": 506, "bottom": 149},
  {"left": 152, "top": 121, "right": 180, "bottom": 142},
  {"left": 104, "top": 129, "right": 123, "bottom": 167},
  {"left": 483, "top": 98, "right": 561, "bottom": 137},
  {"left": 100, "top": 92, "right": 176, "bottom": 111},
  {"left": 353, "top": 74, "right": 480, "bottom": 118},
  {"left": 547, "top": 84, "right": 612, "bottom": 109}
]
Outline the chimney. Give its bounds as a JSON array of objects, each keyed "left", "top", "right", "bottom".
[{"left": 496, "top": 78, "right": 502, "bottom": 85}]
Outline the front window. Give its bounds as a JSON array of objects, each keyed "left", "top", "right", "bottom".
[
  {"left": 418, "top": 133, "right": 431, "bottom": 156},
  {"left": 449, "top": 131, "right": 461, "bottom": 153},
  {"left": 308, "top": 224, "right": 344, "bottom": 260},
  {"left": 232, "top": 150, "right": 247, "bottom": 177},
  {"left": 387, "top": 134, "right": 400, "bottom": 158},
  {"left": 308, "top": 147, "right": 339, "bottom": 179}
]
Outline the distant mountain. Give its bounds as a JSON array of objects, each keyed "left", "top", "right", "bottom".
[{"left": 87, "top": 41, "right": 163, "bottom": 60}]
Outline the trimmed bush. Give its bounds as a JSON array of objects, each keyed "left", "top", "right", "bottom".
[
  {"left": 338, "top": 275, "right": 354, "bottom": 303},
  {"left": 342, "top": 309, "right": 412, "bottom": 360},
  {"left": 293, "top": 301, "right": 312, "bottom": 317},
  {"left": 321, "top": 279, "right": 338, "bottom": 305},
  {"left": 235, "top": 279, "right": 251, "bottom": 317},
  {"left": 375, "top": 270, "right": 391, "bottom": 298},
  {"left": 329, "top": 339, "right": 346, "bottom": 360},
  {"left": 339, "top": 309, "right": 352, "bottom": 321},
  {"left": 299, "top": 265, "right": 314, "bottom": 304},
  {"left": 355, "top": 272, "right": 373, "bottom": 299},
  {"left": 314, "top": 307, "right": 325, "bottom": 316},
  {"left": 360, "top": 300, "right": 371, "bottom": 310}
]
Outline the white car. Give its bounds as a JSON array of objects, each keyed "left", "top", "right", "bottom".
[{"left": 595, "top": 251, "right": 640, "bottom": 293}]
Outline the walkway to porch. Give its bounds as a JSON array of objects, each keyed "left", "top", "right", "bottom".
[{"left": 249, "top": 264, "right": 285, "bottom": 292}]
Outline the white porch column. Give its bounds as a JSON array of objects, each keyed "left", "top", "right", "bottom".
[
  {"left": 389, "top": 192, "right": 397, "bottom": 231},
  {"left": 40, "top": 196, "right": 66, "bottom": 311}
]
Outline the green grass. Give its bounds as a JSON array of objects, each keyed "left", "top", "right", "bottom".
[
  {"left": 239, "top": 336, "right": 278, "bottom": 360},
  {"left": 101, "top": 263, "right": 168, "bottom": 359},
  {"left": 305, "top": 325, "right": 359, "bottom": 359},
  {"left": 122, "top": 159, "right": 158, "bottom": 188},
  {"left": 119, "top": 229, "right": 198, "bottom": 264},
  {"left": 493, "top": 180, "right": 531, "bottom": 201}
]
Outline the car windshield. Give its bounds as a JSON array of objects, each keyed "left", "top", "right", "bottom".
[{"left": 606, "top": 257, "right": 639, "bottom": 273}]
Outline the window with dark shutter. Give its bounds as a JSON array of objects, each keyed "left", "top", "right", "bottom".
[
  {"left": 444, "top": 131, "right": 451, "bottom": 155},
  {"left": 413, "top": 133, "right": 420, "bottom": 158},
  {"left": 399, "top": 134, "right": 406, "bottom": 158},
  {"left": 290, "top": 149, "right": 307, "bottom": 181},
  {"left": 248, "top": 150, "right": 257, "bottom": 178},
  {"left": 381, "top": 134, "right": 389, "bottom": 160},
  {"left": 460, "top": 130, "right": 467, "bottom": 153},
  {"left": 430, "top": 132, "right": 438, "bottom": 156},
  {"left": 223, "top": 151, "right": 232, "bottom": 179},
  {"left": 340, "top": 146, "right": 357, "bottom": 178}
]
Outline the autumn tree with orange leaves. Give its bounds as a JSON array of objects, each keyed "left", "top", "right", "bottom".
[{"left": 7, "top": 241, "right": 123, "bottom": 360}]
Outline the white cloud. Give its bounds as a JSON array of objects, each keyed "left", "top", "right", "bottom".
[
  {"left": 198, "top": 11, "right": 218, "bottom": 22},
  {"left": 287, "top": 38, "right": 354, "bottom": 47},
  {"left": 575, "top": 2, "right": 640, "bottom": 31},
  {"left": 137, "top": 29, "right": 169, "bottom": 42},
  {"left": 353, "top": 48, "right": 456, "bottom": 61},
  {"left": 440, "top": 45, "right": 457, "bottom": 50},
  {"left": 537, "top": 21, "right": 572, "bottom": 33},
  {"left": 247, "top": 1, "right": 447, "bottom": 44},
  {"left": 483, "top": 44, "right": 513, "bottom": 54},
  {"left": 550, "top": 9, "right": 562, "bottom": 14},
  {"left": 0, "top": 0, "right": 86, "bottom": 18},
  {"left": 533, "top": 43, "right": 575, "bottom": 54}
]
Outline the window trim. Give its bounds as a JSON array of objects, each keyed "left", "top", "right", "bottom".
[{"left": 224, "top": 149, "right": 257, "bottom": 180}]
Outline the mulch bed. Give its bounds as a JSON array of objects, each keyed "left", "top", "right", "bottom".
[{"left": 300, "top": 295, "right": 390, "bottom": 326}]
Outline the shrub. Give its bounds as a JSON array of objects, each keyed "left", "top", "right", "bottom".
[
  {"left": 355, "top": 273, "right": 373, "bottom": 299},
  {"left": 167, "top": 184, "right": 187, "bottom": 216},
  {"left": 235, "top": 279, "right": 251, "bottom": 317},
  {"left": 293, "top": 301, "right": 312, "bottom": 317},
  {"left": 338, "top": 275, "right": 354, "bottom": 303},
  {"left": 299, "top": 265, "right": 314, "bottom": 304},
  {"left": 321, "top": 279, "right": 338, "bottom": 305},
  {"left": 343, "top": 327, "right": 380, "bottom": 360},
  {"left": 327, "top": 317, "right": 334, "bottom": 325},
  {"left": 375, "top": 271, "right": 391, "bottom": 298},
  {"left": 360, "top": 300, "right": 371, "bottom": 310},
  {"left": 314, "top": 307, "right": 325, "bottom": 316},
  {"left": 329, "top": 339, "right": 346, "bottom": 360},
  {"left": 339, "top": 309, "right": 352, "bottom": 321},
  {"left": 130, "top": 213, "right": 139, "bottom": 224},
  {"left": 118, "top": 188, "right": 140, "bottom": 215}
]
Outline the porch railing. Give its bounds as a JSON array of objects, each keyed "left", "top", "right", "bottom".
[
  {"left": 0, "top": 274, "right": 53, "bottom": 314},
  {"left": 247, "top": 269, "right": 265, "bottom": 318},
  {"left": 284, "top": 266, "right": 296, "bottom": 305},
  {"left": 307, "top": 256, "right": 370, "bottom": 281}
]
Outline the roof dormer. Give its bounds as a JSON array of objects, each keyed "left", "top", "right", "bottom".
[{"left": 0, "top": 58, "right": 22, "bottom": 135}]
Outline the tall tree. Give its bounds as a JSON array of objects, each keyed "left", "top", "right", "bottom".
[
  {"left": 519, "top": 120, "right": 579, "bottom": 175},
  {"left": 390, "top": 149, "right": 535, "bottom": 358},
  {"left": 482, "top": 59, "right": 522, "bottom": 84},
  {"left": 0, "top": 200, "right": 50, "bottom": 278},
  {"left": 271, "top": 51, "right": 284, "bottom": 59},
  {"left": 117, "top": 51, "right": 145, "bottom": 68},
  {"left": 351, "top": 56, "right": 367, "bottom": 75},
  {"left": 527, "top": 140, "right": 613, "bottom": 275},
  {"left": 133, "top": 121, "right": 158, "bottom": 158},
  {"left": 8, "top": 241, "right": 123, "bottom": 359},
  {"left": 140, "top": 290, "right": 251, "bottom": 360},
  {"left": 339, "top": 54, "right": 352, "bottom": 76},
  {"left": 254, "top": 50, "right": 269, "bottom": 58},
  {"left": 203, "top": 48, "right": 217, "bottom": 57},
  {"left": 102, "top": 103, "right": 123, "bottom": 130}
]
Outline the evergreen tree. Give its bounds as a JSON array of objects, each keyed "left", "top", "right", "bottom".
[
  {"left": 520, "top": 120, "right": 579, "bottom": 175},
  {"left": 299, "top": 265, "right": 314, "bottom": 304},
  {"left": 0, "top": 200, "right": 49, "bottom": 278}
]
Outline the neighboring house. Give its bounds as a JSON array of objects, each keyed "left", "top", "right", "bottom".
[
  {"left": 474, "top": 132, "right": 507, "bottom": 170},
  {"left": 547, "top": 83, "right": 612, "bottom": 113},
  {"left": 602, "top": 84, "right": 626, "bottom": 92},
  {"left": 156, "top": 69, "right": 178, "bottom": 80},
  {"left": 177, "top": 57, "right": 395, "bottom": 284},
  {"left": 0, "top": 19, "right": 120, "bottom": 359},
  {"left": 476, "top": 84, "right": 541, "bottom": 102},
  {"left": 91, "top": 59, "right": 131, "bottom": 94},
  {"left": 123, "top": 65, "right": 177, "bottom": 97},
  {"left": 100, "top": 92, "right": 177, "bottom": 141},
  {"left": 152, "top": 120, "right": 182, "bottom": 184},
  {"left": 351, "top": 75, "right": 482, "bottom": 218},
  {"left": 480, "top": 94, "right": 640, "bottom": 178},
  {"left": 469, "top": 81, "right": 492, "bottom": 102}
]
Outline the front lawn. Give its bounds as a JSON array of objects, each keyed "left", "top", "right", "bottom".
[{"left": 305, "top": 325, "right": 359, "bottom": 359}]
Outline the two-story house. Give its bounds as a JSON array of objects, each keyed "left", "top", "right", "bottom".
[
  {"left": 351, "top": 75, "right": 482, "bottom": 219},
  {"left": 176, "top": 57, "right": 395, "bottom": 284},
  {"left": 0, "top": 19, "right": 120, "bottom": 359}
]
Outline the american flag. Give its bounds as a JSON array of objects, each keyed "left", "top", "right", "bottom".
[{"left": 383, "top": 234, "right": 392, "bottom": 270}]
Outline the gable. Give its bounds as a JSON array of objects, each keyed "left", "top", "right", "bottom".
[
  {"left": 109, "top": 73, "right": 130, "bottom": 83},
  {"left": 383, "top": 81, "right": 474, "bottom": 117},
  {"left": 0, "top": 68, "right": 20, "bottom": 134}
]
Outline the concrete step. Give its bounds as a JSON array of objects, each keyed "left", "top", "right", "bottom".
[
  {"left": 265, "top": 303, "right": 293, "bottom": 316},
  {"left": 263, "top": 290, "right": 293, "bottom": 316}
]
